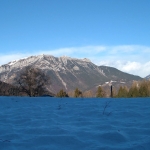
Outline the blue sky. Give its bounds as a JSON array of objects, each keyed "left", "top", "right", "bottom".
[{"left": 0, "top": 0, "right": 150, "bottom": 77}]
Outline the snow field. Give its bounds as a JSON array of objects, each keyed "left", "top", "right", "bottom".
[{"left": 0, "top": 97, "right": 150, "bottom": 150}]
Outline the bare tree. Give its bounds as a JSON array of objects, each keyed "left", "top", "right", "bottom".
[{"left": 15, "top": 66, "right": 50, "bottom": 97}]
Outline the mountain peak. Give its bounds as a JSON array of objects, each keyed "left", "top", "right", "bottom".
[
  {"left": 82, "top": 58, "right": 91, "bottom": 62},
  {"left": 59, "top": 56, "right": 91, "bottom": 62}
]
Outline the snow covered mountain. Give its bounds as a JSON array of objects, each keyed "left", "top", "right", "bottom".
[{"left": 0, "top": 55, "right": 142, "bottom": 94}]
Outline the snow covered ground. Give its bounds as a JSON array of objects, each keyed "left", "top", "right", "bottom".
[{"left": 0, "top": 97, "right": 150, "bottom": 150}]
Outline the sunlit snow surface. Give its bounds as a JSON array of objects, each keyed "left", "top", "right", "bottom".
[{"left": 0, "top": 97, "right": 150, "bottom": 150}]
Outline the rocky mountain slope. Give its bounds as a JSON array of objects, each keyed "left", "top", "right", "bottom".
[
  {"left": 0, "top": 81, "right": 19, "bottom": 96},
  {"left": 0, "top": 55, "right": 142, "bottom": 94}
]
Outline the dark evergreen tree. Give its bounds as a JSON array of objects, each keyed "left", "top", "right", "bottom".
[
  {"left": 139, "top": 82, "right": 149, "bottom": 97},
  {"left": 74, "top": 88, "right": 82, "bottom": 98},
  {"left": 128, "top": 86, "right": 139, "bottom": 97},
  {"left": 56, "top": 89, "right": 69, "bottom": 97},
  {"left": 117, "top": 86, "right": 128, "bottom": 98},
  {"left": 96, "top": 86, "right": 104, "bottom": 97}
]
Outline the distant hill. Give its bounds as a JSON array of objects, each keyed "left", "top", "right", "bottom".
[
  {"left": 145, "top": 74, "right": 150, "bottom": 80},
  {"left": 0, "top": 55, "right": 142, "bottom": 94}
]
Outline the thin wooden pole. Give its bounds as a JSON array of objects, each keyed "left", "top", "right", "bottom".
[{"left": 111, "top": 85, "right": 113, "bottom": 98}]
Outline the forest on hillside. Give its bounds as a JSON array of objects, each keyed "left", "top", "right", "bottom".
[{"left": 56, "top": 80, "right": 150, "bottom": 98}]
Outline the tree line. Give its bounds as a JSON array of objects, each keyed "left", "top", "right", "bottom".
[
  {"left": 56, "top": 86, "right": 107, "bottom": 98},
  {"left": 56, "top": 80, "right": 150, "bottom": 98},
  {"left": 115, "top": 80, "right": 150, "bottom": 98}
]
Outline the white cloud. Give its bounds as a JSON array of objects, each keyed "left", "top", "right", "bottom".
[
  {"left": 37, "top": 46, "right": 106, "bottom": 57},
  {"left": 122, "top": 62, "right": 141, "bottom": 72},
  {"left": 110, "top": 45, "right": 137, "bottom": 54},
  {"left": 0, "top": 54, "right": 27, "bottom": 65},
  {"left": 97, "top": 60, "right": 150, "bottom": 77},
  {"left": 0, "top": 45, "right": 150, "bottom": 77}
]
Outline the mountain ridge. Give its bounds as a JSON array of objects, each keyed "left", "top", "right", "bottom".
[{"left": 0, "top": 55, "right": 142, "bottom": 94}]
